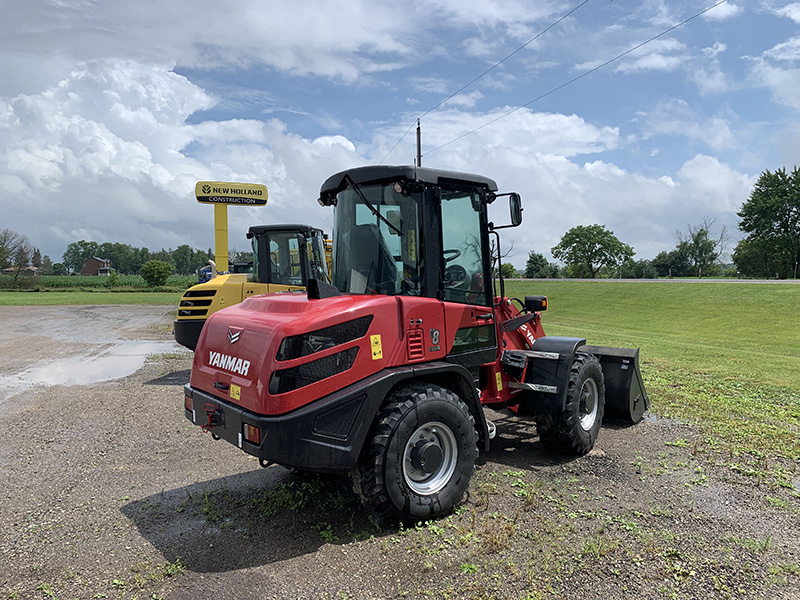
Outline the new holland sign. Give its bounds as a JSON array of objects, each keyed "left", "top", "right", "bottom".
[{"left": 195, "top": 181, "right": 268, "bottom": 206}]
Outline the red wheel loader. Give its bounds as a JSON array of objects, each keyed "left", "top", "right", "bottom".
[{"left": 183, "top": 165, "right": 649, "bottom": 520}]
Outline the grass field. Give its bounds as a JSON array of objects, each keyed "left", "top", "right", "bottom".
[
  {"left": 505, "top": 280, "right": 800, "bottom": 468},
  {"left": 0, "top": 291, "right": 183, "bottom": 305}
]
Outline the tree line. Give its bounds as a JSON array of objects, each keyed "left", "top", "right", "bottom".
[
  {"left": 516, "top": 166, "right": 799, "bottom": 280},
  {"left": 0, "top": 233, "right": 217, "bottom": 279}
]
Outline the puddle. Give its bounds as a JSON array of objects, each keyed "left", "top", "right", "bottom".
[{"left": 0, "top": 340, "right": 183, "bottom": 402}]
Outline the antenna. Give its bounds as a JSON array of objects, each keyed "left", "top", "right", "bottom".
[{"left": 416, "top": 120, "right": 422, "bottom": 167}]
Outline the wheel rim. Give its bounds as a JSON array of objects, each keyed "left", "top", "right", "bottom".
[
  {"left": 578, "top": 378, "right": 599, "bottom": 431},
  {"left": 402, "top": 421, "right": 458, "bottom": 495}
]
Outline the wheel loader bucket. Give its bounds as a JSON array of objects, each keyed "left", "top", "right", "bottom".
[{"left": 582, "top": 345, "right": 649, "bottom": 423}]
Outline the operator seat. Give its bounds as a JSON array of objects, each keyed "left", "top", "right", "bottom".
[{"left": 343, "top": 224, "right": 397, "bottom": 294}]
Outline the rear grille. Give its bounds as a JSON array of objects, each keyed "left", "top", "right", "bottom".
[
  {"left": 407, "top": 329, "right": 424, "bottom": 360},
  {"left": 183, "top": 289, "right": 217, "bottom": 298},
  {"left": 178, "top": 308, "right": 210, "bottom": 317},
  {"left": 177, "top": 290, "right": 216, "bottom": 318},
  {"left": 269, "top": 348, "right": 359, "bottom": 394},
  {"left": 277, "top": 316, "right": 373, "bottom": 361}
]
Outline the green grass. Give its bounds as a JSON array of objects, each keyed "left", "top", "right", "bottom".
[
  {"left": 0, "top": 291, "right": 183, "bottom": 305},
  {"left": 505, "top": 280, "right": 800, "bottom": 463}
]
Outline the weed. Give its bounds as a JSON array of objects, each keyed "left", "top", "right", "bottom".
[{"left": 316, "top": 522, "right": 339, "bottom": 543}]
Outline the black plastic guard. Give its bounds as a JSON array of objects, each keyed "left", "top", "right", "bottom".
[
  {"left": 582, "top": 345, "right": 649, "bottom": 423},
  {"left": 515, "top": 336, "right": 587, "bottom": 414}
]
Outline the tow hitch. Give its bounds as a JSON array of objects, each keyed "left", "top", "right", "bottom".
[{"left": 201, "top": 403, "right": 224, "bottom": 433}]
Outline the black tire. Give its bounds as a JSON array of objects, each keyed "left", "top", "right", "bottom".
[
  {"left": 353, "top": 383, "right": 478, "bottom": 521},
  {"left": 535, "top": 352, "right": 605, "bottom": 455}
]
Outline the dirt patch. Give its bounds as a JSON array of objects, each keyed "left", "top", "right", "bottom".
[{"left": 1, "top": 306, "right": 798, "bottom": 599}]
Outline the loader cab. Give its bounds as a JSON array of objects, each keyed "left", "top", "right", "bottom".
[
  {"left": 248, "top": 224, "right": 330, "bottom": 287},
  {"left": 319, "top": 166, "right": 518, "bottom": 306}
]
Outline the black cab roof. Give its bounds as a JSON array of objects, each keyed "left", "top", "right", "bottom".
[{"left": 320, "top": 165, "right": 498, "bottom": 199}]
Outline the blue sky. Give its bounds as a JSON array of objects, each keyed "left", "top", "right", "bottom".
[{"left": 1, "top": 0, "right": 798, "bottom": 270}]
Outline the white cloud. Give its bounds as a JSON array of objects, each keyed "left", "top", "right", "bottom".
[
  {"left": 703, "top": 42, "right": 727, "bottom": 59},
  {"left": 0, "top": 59, "right": 363, "bottom": 260},
  {"left": 747, "top": 56, "right": 800, "bottom": 110},
  {"left": 763, "top": 38, "right": 800, "bottom": 63},
  {"left": 703, "top": 2, "right": 742, "bottom": 21},
  {"left": 443, "top": 91, "right": 485, "bottom": 108},
  {"left": 641, "top": 99, "right": 736, "bottom": 152},
  {"left": 614, "top": 38, "right": 689, "bottom": 74},
  {"left": 774, "top": 3, "right": 800, "bottom": 24}
]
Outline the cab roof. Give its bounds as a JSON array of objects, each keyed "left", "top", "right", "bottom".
[{"left": 320, "top": 165, "right": 498, "bottom": 199}]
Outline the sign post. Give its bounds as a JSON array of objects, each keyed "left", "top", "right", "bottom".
[{"left": 195, "top": 181, "right": 268, "bottom": 272}]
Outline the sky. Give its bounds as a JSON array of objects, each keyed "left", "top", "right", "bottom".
[{"left": 1, "top": 0, "right": 798, "bottom": 270}]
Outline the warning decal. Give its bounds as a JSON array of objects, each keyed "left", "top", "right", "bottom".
[
  {"left": 195, "top": 181, "right": 268, "bottom": 206},
  {"left": 370, "top": 334, "right": 383, "bottom": 360}
]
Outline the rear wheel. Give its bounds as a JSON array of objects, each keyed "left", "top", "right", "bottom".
[
  {"left": 536, "top": 352, "right": 605, "bottom": 455},
  {"left": 354, "top": 383, "right": 478, "bottom": 520}
]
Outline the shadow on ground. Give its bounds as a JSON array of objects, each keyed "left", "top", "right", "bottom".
[
  {"left": 144, "top": 369, "right": 191, "bottom": 386},
  {"left": 121, "top": 467, "right": 383, "bottom": 573}
]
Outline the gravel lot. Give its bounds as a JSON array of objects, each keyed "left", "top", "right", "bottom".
[{"left": 1, "top": 305, "right": 798, "bottom": 600}]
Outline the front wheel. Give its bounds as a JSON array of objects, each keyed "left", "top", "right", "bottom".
[
  {"left": 354, "top": 383, "right": 478, "bottom": 521},
  {"left": 536, "top": 352, "right": 605, "bottom": 455}
]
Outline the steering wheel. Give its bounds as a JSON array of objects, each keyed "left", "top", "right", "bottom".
[
  {"left": 443, "top": 248, "right": 461, "bottom": 263},
  {"left": 445, "top": 264, "right": 468, "bottom": 286}
]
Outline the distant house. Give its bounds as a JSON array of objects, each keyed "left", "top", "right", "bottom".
[
  {"left": 81, "top": 257, "right": 112, "bottom": 276},
  {"left": 2, "top": 266, "right": 39, "bottom": 276}
]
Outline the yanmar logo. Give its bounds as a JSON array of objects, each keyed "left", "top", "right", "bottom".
[{"left": 209, "top": 351, "right": 250, "bottom": 376}]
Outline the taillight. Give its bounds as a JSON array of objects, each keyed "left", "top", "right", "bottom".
[
  {"left": 184, "top": 395, "right": 192, "bottom": 411},
  {"left": 243, "top": 424, "right": 261, "bottom": 445}
]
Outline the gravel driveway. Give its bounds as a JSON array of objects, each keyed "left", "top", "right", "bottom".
[{"left": 1, "top": 305, "right": 798, "bottom": 600}]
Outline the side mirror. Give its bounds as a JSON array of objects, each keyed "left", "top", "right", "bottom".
[
  {"left": 509, "top": 193, "right": 522, "bottom": 227},
  {"left": 525, "top": 295, "right": 547, "bottom": 312}
]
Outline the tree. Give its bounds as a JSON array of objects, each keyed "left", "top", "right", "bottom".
[
  {"left": 41, "top": 255, "right": 53, "bottom": 275},
  {"left": 229, "top": 248, "right": 253, "bottom": 265},
  {"left": 551, "top": 224, "right": 634, "bottom": 278},
  {"left": 525, "top": 251, "right": 548, "bottom": 278},
  {"left": 0, "top": 229, "right": 28, "bottom": 269},
  {"left": 9, "top": 235, "right": 34, "bottom": 282},
  {"left": 651, "top": 247, "right": 691, "bottom": 278},
  {"left": 500, "top": 262, "right": 517, "bottom": 278},
  {"left": 62, "top": 240, "right": 100, "bottom": 273},
  {"left": 732, "top": 237, "right": 784, "bottom": 279},
  {"left": 736, "top": 166, "right": 800, "bottom": 278},
  {"left": 173, "top": 245, "right": 196, "bottom": 275},
  {"left": 676, "top": 217, "right": 727, "bottom": 277},
  {"left": 525, "top": 251, "right": 561, "bottom": 278},
  {"left": 139, "top": 260, "right": 173, "bottom": 287},
  {"left": 617, "top": 258, "right": 657, "bottom": 279}
]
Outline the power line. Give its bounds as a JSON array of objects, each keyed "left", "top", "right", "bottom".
[
  {"left": 379, "top": 0, "right": 592, "bottom": 164},
  {"left": 423, "top": 0, "right": 729, "bottom": 158}
]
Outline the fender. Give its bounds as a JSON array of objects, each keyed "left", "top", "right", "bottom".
[{"left": 505, "top": 336, "right": 587, "bottom": 415}]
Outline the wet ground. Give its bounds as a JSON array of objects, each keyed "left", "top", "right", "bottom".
[{"left": 0, "top": 305, "right": 182, "bottom": 404}]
